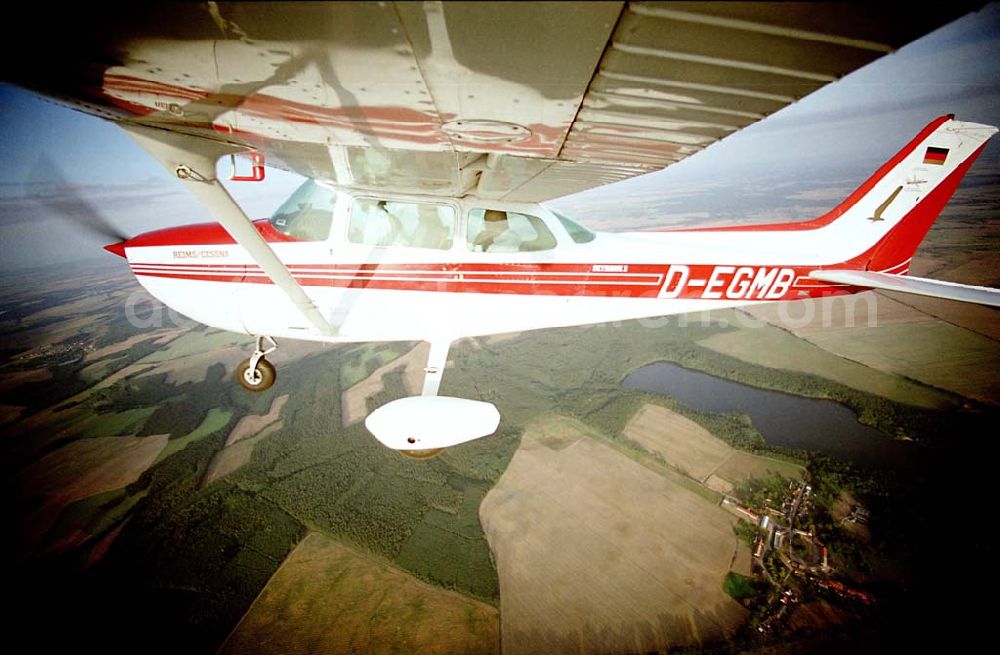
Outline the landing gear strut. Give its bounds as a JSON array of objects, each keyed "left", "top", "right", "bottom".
[
  {"left": 236, "top": 335, "right": 277, "bottom": 392},
  {"left": 364, "top": 340, "right": 499, "bottom": 460}
]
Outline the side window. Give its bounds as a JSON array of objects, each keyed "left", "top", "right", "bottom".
[
  {"left": 554, "top": 211, "right": 596, "bottom": 244},
  {"left": 466, "top": 209, "right": 557, "bottom": 253},
  {"left": 269, "top": 179, "right": 338, "bottom": 241},
  {"left": 348, "top": 199, "right": 455, "bottom": 249}
]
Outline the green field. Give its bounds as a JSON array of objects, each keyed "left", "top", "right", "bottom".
[
  {"left": 154, "top": 408, "right": 234, "bottom": 464},
  {"left": 138, "top": 329, "right": 246, "bottom": 363},
  {"left": 339, "top": 341, "right": 415, "bottom": 388},
  {"left": 79, "top": 355, "right": 128, "bottom": 384},
  {"left": 723, "top": 572, "right": 764, "bottom": 601},
  {"left": 46, "top": 487, "right": 150, "bottom": 549},
  {"left": 807, "top": 320, "right": 1000, "bottom": 404},
  {"left": 742, "top": 296, "right": 1000, "bottom": 405},
  {"left": 77, "top": 407, "right": 161, "bottom": 439},
  {"left": 715, "top": 451, "right": 804, "bottom": 485},
  {"left": 698, "top": 316, "right": 957, "bottom": 409}
]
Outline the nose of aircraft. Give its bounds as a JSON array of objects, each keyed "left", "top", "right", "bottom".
[{"left": 104, "top": 241, "right": 127, "bottom": 258}]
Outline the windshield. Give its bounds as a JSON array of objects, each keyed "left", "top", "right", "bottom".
[
  {"left": 269, "top": 179, "right": 338, "bottom": 241},
  {"left": 552, "top": 211, "right": 596, "bottom": 244}
]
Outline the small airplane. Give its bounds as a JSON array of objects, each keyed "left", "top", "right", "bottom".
[{"left": 3, "top": 3, "right": 997, "bottom": 457}]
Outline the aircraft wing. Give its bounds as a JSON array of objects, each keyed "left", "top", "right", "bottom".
[
  {"left": 808, "top": 270, "right": 1000, "bottom": 308},
  {"left": 0, "top": 2, "right": 974, "bottom": 201}
]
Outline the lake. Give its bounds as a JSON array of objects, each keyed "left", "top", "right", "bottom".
[{"left": 622, "top": 362, "right": 926, "bottom": 468}]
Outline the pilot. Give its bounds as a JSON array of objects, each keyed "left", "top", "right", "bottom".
[{"left": 473, "top": 209, "right": 521, "bottom": 252}]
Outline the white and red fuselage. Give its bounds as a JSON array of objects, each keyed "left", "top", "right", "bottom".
[{"left": 108, "top": 116, "right": 995, "bottom": 345}]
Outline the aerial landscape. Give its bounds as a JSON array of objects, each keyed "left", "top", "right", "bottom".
[
  {"left": 2, "top": 3, "right": 999, "bottom": 654},
  {"left": 3, "top": 154, "right": 997, "bottom": 652}
]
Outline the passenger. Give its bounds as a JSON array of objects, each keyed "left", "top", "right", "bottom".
[
  {"left": 473, "top": 209, "right": 521, "bottom": 252},
  {"left": 374, "top": 199, "right": 403, "bottom": 246}
]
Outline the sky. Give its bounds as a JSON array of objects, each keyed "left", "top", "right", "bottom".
[
  {"left": 555, "top": 2, "right": 1000, "bottom": 213},
  {"left": 0, "top": 3, "right": 997, "bottom": 272}
]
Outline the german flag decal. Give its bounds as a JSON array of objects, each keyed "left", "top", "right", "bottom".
[{"left": 923, "top": 146, "right": 949, "bottom": 165}]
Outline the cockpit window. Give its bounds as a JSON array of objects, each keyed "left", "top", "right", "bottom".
[
  {"left": 466, "top": 209, "right": 557, "bottom": 253},
  {"left": 553, "top": 211, "right": 596, "bottom": 244},
  {"left": 269, "top": 179, "right": 338, "bottom": 241},
  {"left": 348, "top": 199, "right": 455, "bottom": 249}
]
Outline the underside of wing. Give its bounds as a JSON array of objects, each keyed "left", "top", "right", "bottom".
[
  {"left": 809, "top": 270, "right": 1000, "bottom": 308},
  {"left": 1, "top": 2, "right": 972, "bottom": 201}
]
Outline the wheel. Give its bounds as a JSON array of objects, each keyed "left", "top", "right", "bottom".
[
  {"left": 399, "top": 447, "right": 446, "bottom": 460},
  {"left": 236, "top": 358, "right": 276, "bottom": 392}
]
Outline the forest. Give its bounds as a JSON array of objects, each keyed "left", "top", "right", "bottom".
[{"left": 6, "top": 274, "right": 997, "bottom": 652}]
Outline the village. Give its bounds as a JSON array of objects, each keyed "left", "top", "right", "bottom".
[
  {"left": 14, "top": 337, "right": 93, "bottom": 367},
  {"left": 722, "top": 480, "right": 875, "bottom": 633}
]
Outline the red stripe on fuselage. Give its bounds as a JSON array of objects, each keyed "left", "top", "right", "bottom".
[{"left": 130, "top": 261, "right": 855, "bottom": 301}]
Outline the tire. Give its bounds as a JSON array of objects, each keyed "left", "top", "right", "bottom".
[
  {"left": 398, "top": 447, "right": 446, "bottom": 460},
  {"left": 236, "top": 358, "right": 276, "bottom": 392}
]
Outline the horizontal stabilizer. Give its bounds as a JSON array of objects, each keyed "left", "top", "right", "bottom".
[{"left": 809, "top": 270, "right": 1000, "bottom": 308}]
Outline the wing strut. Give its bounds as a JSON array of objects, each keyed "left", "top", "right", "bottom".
[
  {"left": 421, "top": 340, "right": 450, "bottom": 397},
  {"left": 122, "top": 124, "right": 336, "bottom": 337}
]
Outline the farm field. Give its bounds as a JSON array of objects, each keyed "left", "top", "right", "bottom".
[
  {"left": 698, "top": 317, "right": 956, "bottom": 409},
  {"left": 226, "top": 394, "right": 289, "bottom": 446},
  {"left": 622, "top": 404, "right": 804, "bottom": 489},
  {"left": 743, "top": 293, "right": 1000, "bottom": 404},
  {"left": 202, "top": 394, "right": 289, "bottom": 487},
  {"left": 203, "top": 422, "right": 281, "bottom": 487},
  {"left": 16, "top": 434, "right": 168, "bottom": 552},
  {"left": 154, "top": 407, "right": 233, "bottom": 464},
  {"left": 481, "top": 414, "right": 747, "bottom": 654},
  {"left": 622, "top": 403, "right": 732, "bottom": 481},
  {"left": 341, "top": 342, "right": 427, "bottom": 425},
  {"left": 220, "top": 532, "right": 499, "bottom": 655}
]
